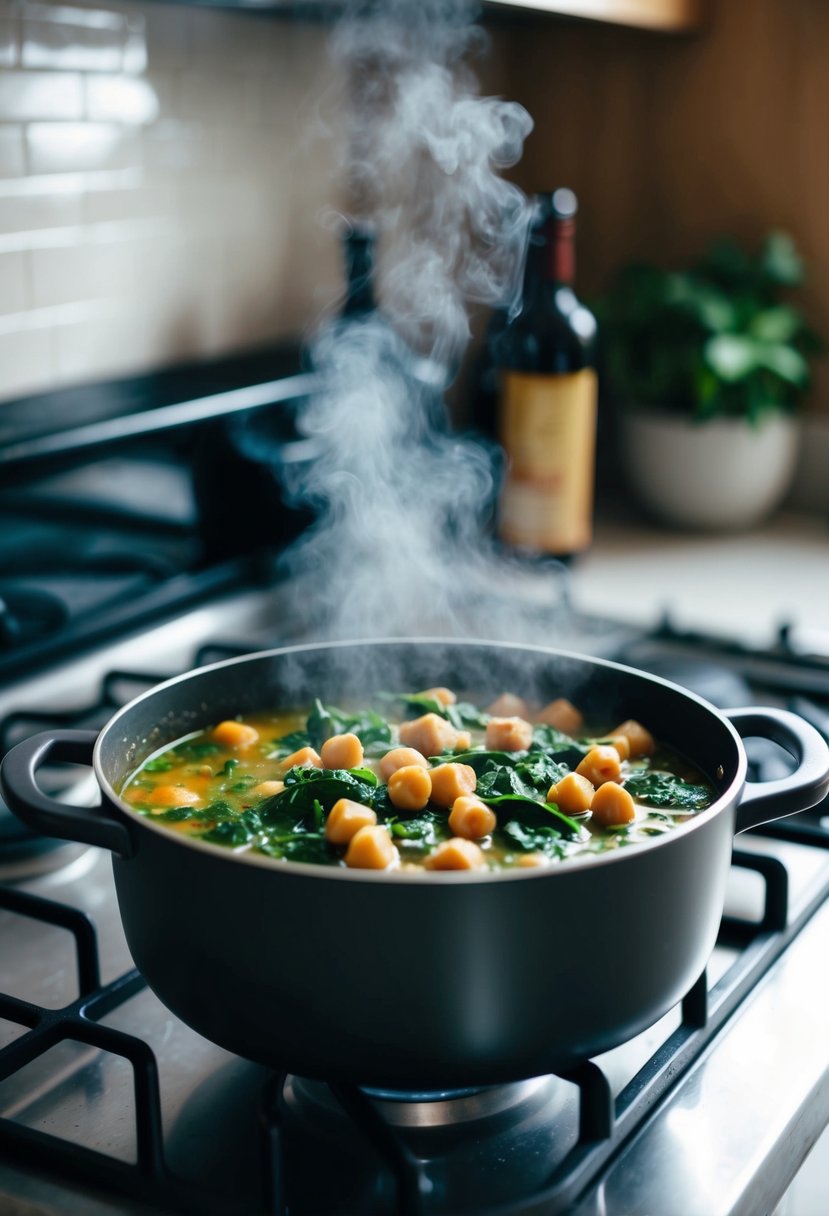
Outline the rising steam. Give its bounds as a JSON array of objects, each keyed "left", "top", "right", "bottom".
[{"left": 279, "top": 0, "right": 572, "bottom": 644}]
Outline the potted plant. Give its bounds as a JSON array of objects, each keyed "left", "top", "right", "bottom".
[{"left": 596, "top": 232, "right": 823, "bottom": 530}]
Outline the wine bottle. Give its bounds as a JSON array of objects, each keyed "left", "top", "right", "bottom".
[
  {"left": 341, "top": 223, "right": 377, "bottom": 318},
  {"left": 493, "top": 189, "right": 598, "bottom": 561}
]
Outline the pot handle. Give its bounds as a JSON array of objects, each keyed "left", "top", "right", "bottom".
[
  {"left": 726, "top": 708, "right": 829, "bottom": 834},
  {"left": 0, "top": 729, "right": 134, "bottom": 858}
]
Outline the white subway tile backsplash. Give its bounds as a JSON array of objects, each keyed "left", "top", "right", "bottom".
[
  {"left": 0, "top": 125, "right": 25, "bottom": 176},
  {"left": 0, "top": 0, "right": 345, "bottom": 403},
  {"left": 0, "top": 324, "right": 54, "bottom": 394},
  {"left": 85, "top": 73, "right": 159, "bottom": 123},
  {"left": 0, "top": 249, "right": 27, "bottom": 313},
  {"left": 27, "top": 121, "right": 140, "bottom": 174},
  {"left": 0, "top": 17, "right": 16, "bottom": 68},
  {"left": 21, "top": 3, "right": 130, "bottom": 73},
  {"left": 0, "top": 69, "right": 84, "bottom": 120},
  {"left": 0, "top": 187, "right": 83, "bottom": 232}
]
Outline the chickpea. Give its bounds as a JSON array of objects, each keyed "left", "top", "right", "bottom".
[
  {"left": 387, "top": 765, "right": 432, "bottom": 812},
  {"left": 547, "top": 772, "right": 595, "bottom": 814},
  {"left": 250, "top": 780, "right": 285, "bottom": 798},
  {"left": 485, "top": 716, "right": 533, "bottom": 752},
  {"left": 320, "top": 732, "right": 364, "bottom": 771},
  {"left": 378, "top": 747, "right": 429, "bottom": 782},
  {"left": 398, "top": 713, "right": 459, "bottom": 758},
  {"left": 429, "top": 763, "right": 477, "bottom": 808},
  {"left": 344, "top": 825, "right": 400, "bottom": 870},
  {"left": 536, "top": 698, "right": 583, "bottom": 736},
  {"left": 515, "top": 852, "right": 550, "bottom": 869},
  {"left": 278, "top": 746, "right": 323, "bottom": 773},
  {"left": 325, "top": 798, "right": 377, "bottom": 845},
  {"left": 576, "top": 745, "right": 622, "bottom": 787},
  {"left": 590, "top": 781, "right": 637, "bottom": 827},
  {"left": 448, "top": 795, "right": 497, "bottom": 840},
  {"left": 418, "top": 686, "right": 457, "bottom": 706},
  {"left": 211, "top": 720, "right": 259, "bottom": 749},
  {"left": 424, "top": 838, "right": 485, "bottom": 871},
  {"left": 611, "top": 719, "right": 655, "bottom": 759},
  {"left": 607, "top": 734, "right": 631, "bottom": 761},
  {"left": 487, "top": 692, "right": 529, "bottom": 718},
  {"left": 147, "top": 785, "right": 201, "bottom": 808}
]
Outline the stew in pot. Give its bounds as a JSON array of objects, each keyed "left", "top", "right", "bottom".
[{"left": 120, "top": 687, "right": 715, "bottom": 872}]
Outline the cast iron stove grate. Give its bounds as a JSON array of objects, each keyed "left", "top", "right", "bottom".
[{"left": 0, "top": 815, "right": 828, "bottom": 1212}]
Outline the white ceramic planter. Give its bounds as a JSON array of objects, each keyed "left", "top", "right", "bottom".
[{"left": 621, "top": 409, "right": 799, "bottom": 531}]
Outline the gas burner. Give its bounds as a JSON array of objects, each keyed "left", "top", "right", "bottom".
[
  {"left": 0, "top": 586, "right": 67, "bottom": 649},
  {"left": 0, "top": 766, "right": 99, "bottom": 880},
  {"left": 280, "top": 1074, "right": 571, "bottom": 1214}
]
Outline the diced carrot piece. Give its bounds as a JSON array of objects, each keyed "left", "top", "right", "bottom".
[
  {"left": 487, "top": 692, "right": 529, "bottom": 718},
  {"left": 576, "top": 745, "right": 622, "bottom": 787},
  {"left": 448, "top": 795, "right": 496, "bottom": 840},
  {"left": 378, "top": 747, "right": 429, "bottom": 781},
  {"left": 485, "top": 716, "right": 533, "bottom": 751},
  {"left": 418, "top": 686, "right": 457, "bottom": 706},
  {"left": 547, "top": 772, "right": 594, "bottom": 814},
  {"left": 211, "top": 720, "right": 260, "bottom": 749},
  {"left": 278, "top": 746, "right": 323, "bottom": 773},
  {"left": 591, "top": 781, "right": 637, "bottom": 827},
  {"left": 611, "top": 719, "right": 655, "bottom": 759},
  {"left": 536, "top": 698, "right": 583, "bottom": 735},
  {"left": 325, "top": 798, "right": 377, "bottom": 845},
  {"left": 387, "top": 765, "right": 432, "bottom": 811},
  {"left": 344, "top": 825, "right": 399, "bottom": 870},
  {"left": 398, "top": 713, "right": 459, "bottom": 757},
  {"left": 320, "top": 732, "right": 364, "bottom": 770},
  {"left": 429, "top": 763, "right": 477, "bottom": 807},
  {"left": 424, "top": 838, "right": 485, "bottom": 871},
  {"left": 147, "top": 785, "right": 201, "bottom": 808}
]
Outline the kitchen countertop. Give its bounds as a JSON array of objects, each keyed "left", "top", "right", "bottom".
[{"left": 572, "top": 509, "right": 829, "bottom": 646}]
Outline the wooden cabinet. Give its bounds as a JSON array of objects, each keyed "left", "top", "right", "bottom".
[{"left": 484, "top": 0, "right": 703, "bottom": 33}]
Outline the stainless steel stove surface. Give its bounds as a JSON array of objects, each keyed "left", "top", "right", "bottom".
[{"left": 1, "top": 581, "right": 829, "bottom": 1216}]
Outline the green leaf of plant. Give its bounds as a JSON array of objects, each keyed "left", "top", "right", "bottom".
[
  {"left": 749, "top": 305, "right": 803, "bottom": 344},
  {"left": 703, "top": 334, "right": 760, "bottom": 382},
  {"left": 756, "top": 343, "right": 810, "bottom": 386},
  {"left": 760, "top": 231, "right": 804, "bottom": 288}
]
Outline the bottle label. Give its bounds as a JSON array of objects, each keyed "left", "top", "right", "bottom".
[{"left": 497, "top": 369, "right": 598, "bottom": 555}]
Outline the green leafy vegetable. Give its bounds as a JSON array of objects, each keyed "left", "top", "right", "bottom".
[
  {"left": 143, "top": 754, "right": 176, "bottom": 773},
  {"left": 499, "top": 820, "right": 571, "bottom": 859},
  {"left": 623, "top": 771, "right": 711, "bottom": 811},
  {"left": 306, "top": 699, "right": 393, "bottom": 751}
]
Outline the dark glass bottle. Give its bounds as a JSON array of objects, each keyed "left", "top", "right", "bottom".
[
  {"left": 492, "top": 188, "right": 598, "bottom": 561},
  {"left": 341, "top": 224, "right": 377, "bottom": 318}
]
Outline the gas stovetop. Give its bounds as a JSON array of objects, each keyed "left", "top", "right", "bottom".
[{"left": 1, "top": 578, "right": 828, "bottom": 1216}]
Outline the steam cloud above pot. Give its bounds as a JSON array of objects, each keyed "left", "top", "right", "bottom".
[{"left": 279, "top": 0, "right": 570, "bottom": 643}]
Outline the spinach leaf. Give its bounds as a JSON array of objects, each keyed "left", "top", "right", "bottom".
[
  {"left": 270, "top": 729, "right": 312, "bottom": 757},
  {"left": 378, "top": 692, "right": 490, "bottom": 730},
  {"left": 260, "top": 767, "right": 379, "bottom": 826},
  {"left": 202, "top": 818, "right": 256, "bottom": 846},
  {"left": 624, "top": 771, "right": 711, "bottom": 811},
  {"left": 386, "top": 809, "right": 448, "bottom": 852},
  {"left": 258, "top": 832, "right": 332, "bottom": 865},
  {"left": 143, "top": 754, "right": 176, "bottom": 773},
  {"left": 176, "top": 740, "right": 223, "bottom": 760},
  {"left": 531, "top": 727, "right": 590, "bottom": 766},
  {"left": 499, "top": 820, "right": 570, "bottom": 859},
  {"left": 480, "top": 793, "right": 585, "bottom": 837},
  {"left": 306, "top": 699, "right": 393, "bottom": 750}
]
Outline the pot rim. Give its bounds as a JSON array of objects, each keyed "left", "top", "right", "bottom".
[{"left": 93, "top": 635, "right": 747, "bottom": 884}]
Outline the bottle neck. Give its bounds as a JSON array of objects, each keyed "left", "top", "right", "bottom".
[
  {"left": 543, "top": 217, "right": 575, "bottom": 286},
  {"left": 343, "top": 233, "right": 376, "bottom": 316}
]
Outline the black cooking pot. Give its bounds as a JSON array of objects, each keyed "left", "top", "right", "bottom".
[{"left": 2, "top": 639, "right": 827, "bottom": 1089}]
